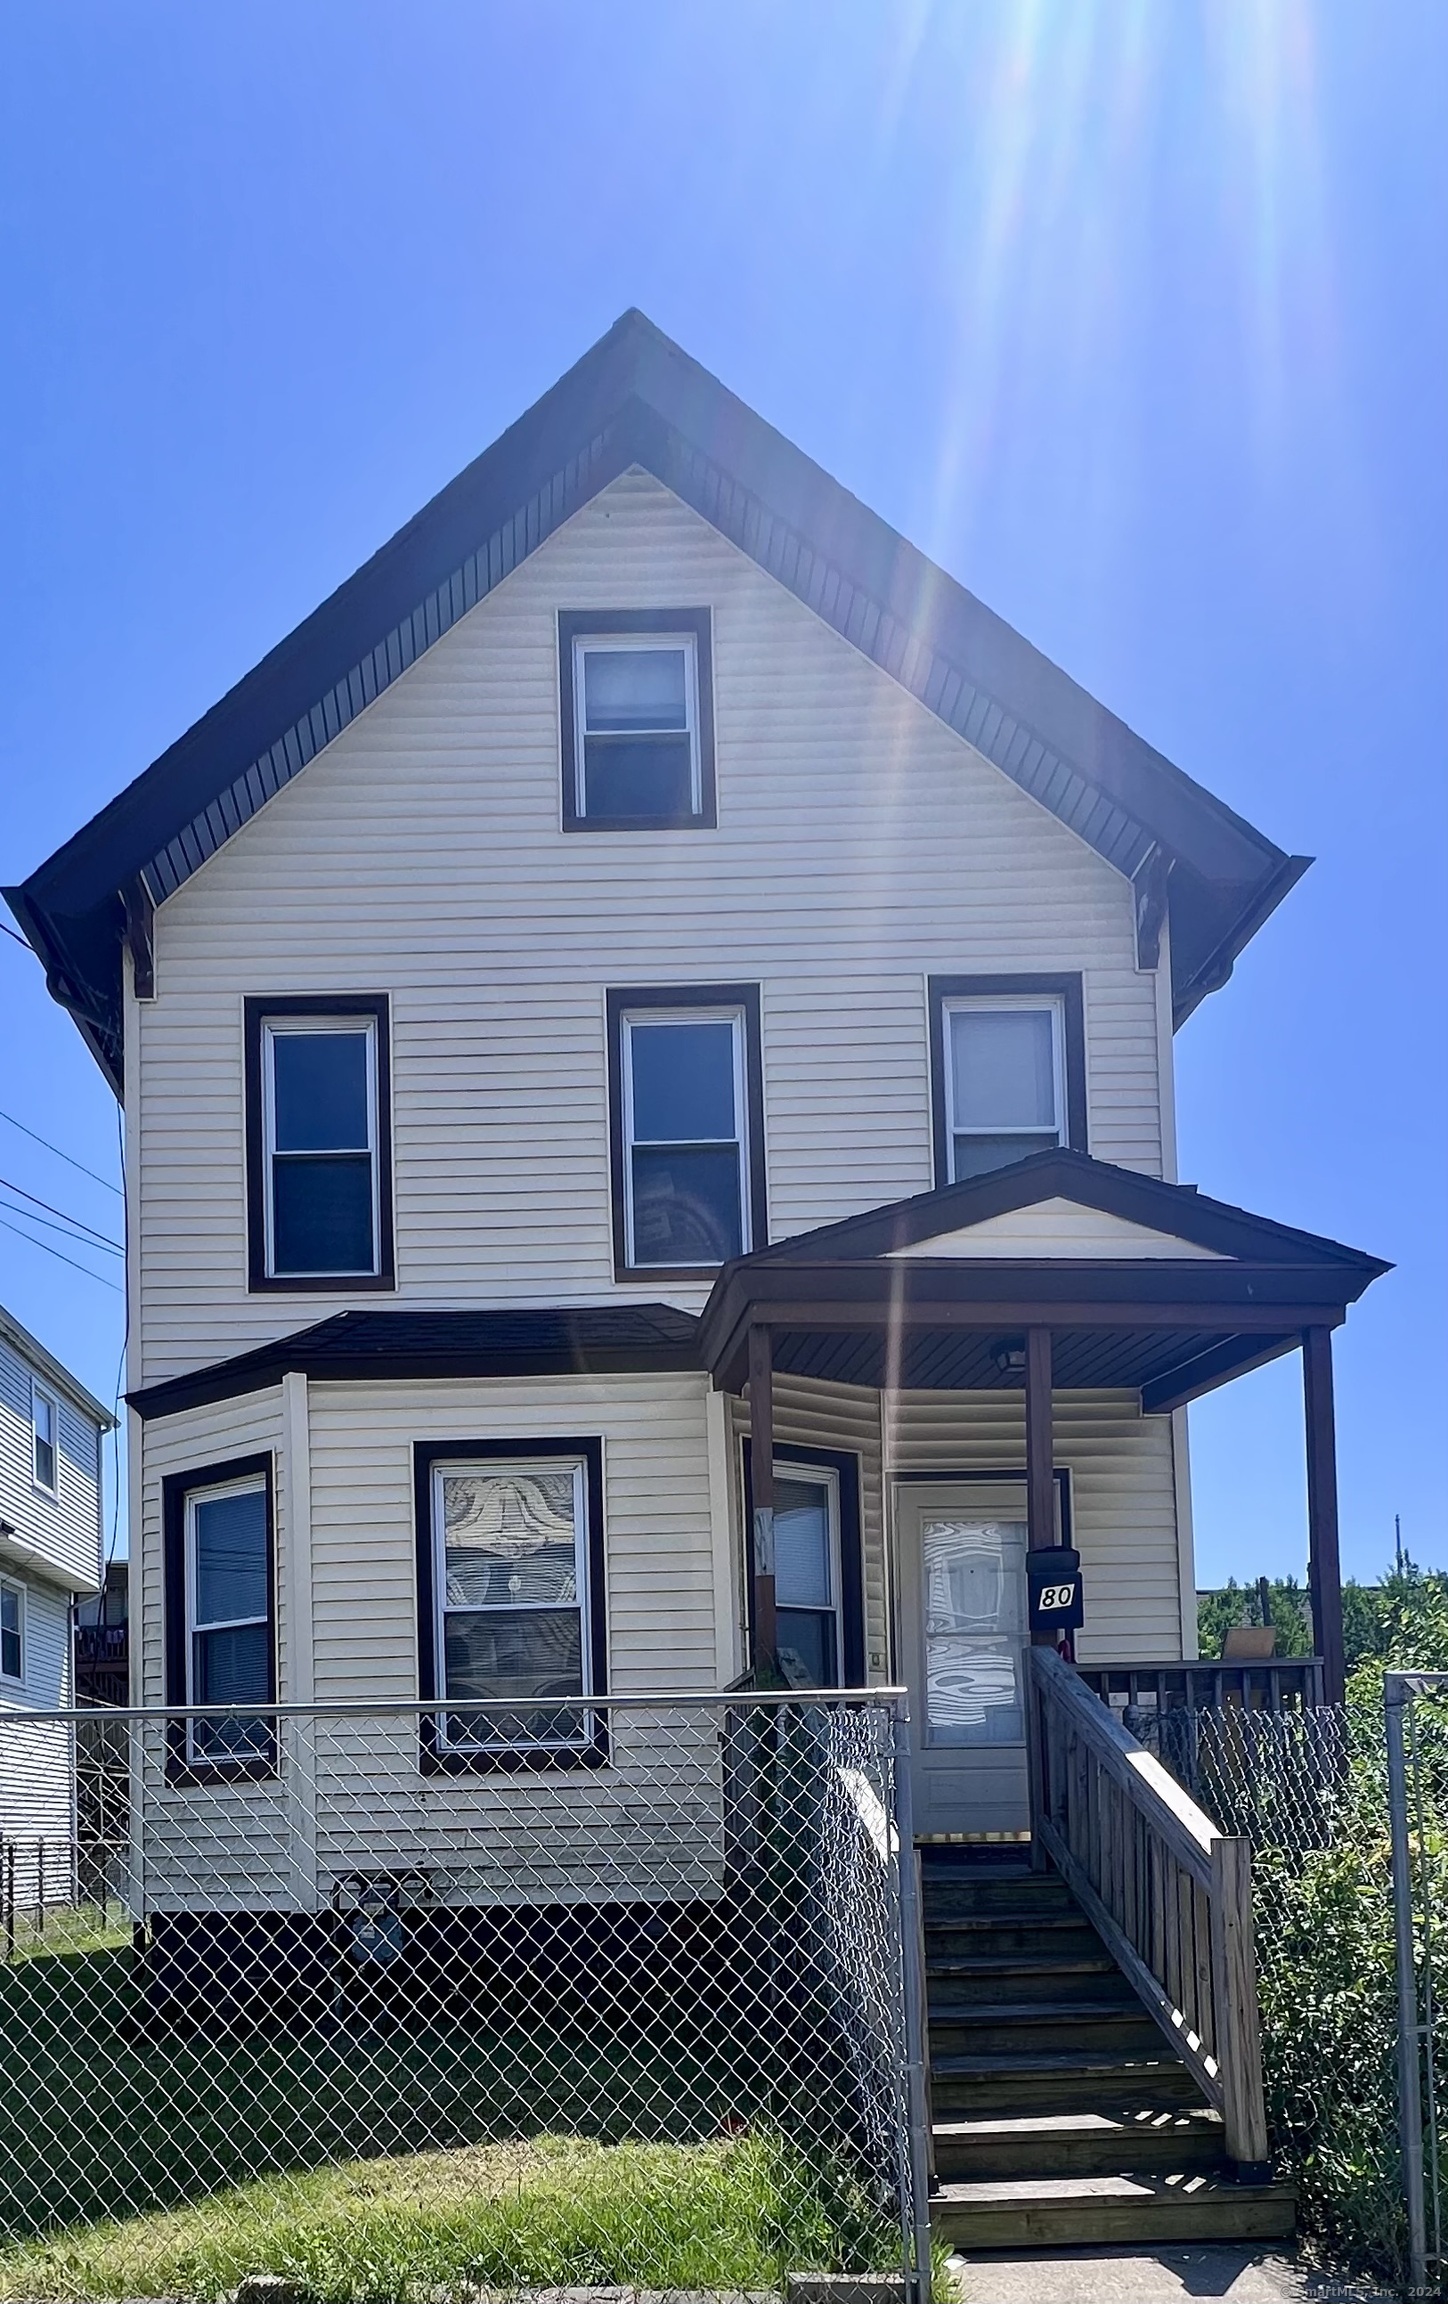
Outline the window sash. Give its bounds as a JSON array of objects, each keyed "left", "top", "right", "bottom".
[
  {"left": 432, "top": 1457, "right": 593, "bottom": 1752},
  {"left": 772, "top": 1465, "right": 845, "bottom": 1691},
  {"left": 32, "top": 1384, "right": 58, "bottom": 1492},
  {"left": 183, "top": 1475, "right": 272, "bottom": 1765},
  {"left": 941, "top": 996, "right": 1067, "bottom": 1180},
  {"left": 572, "top": 635, "right": 702, "bottom": 820},
  {"left": 620, "top": 1007, "right": 749, "bottom": 1268},
  {"left": 260, "top": 1017, "right": 380, "bottom": 1278},
  {"left": 0, "top": 1581, "right": 22, "bottom": 1681}
]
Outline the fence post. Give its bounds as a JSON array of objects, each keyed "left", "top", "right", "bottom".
[
  {"left": 1209, "top": 1834, "right": 1270, "bottom": 2178},
  {"left": 892, "top": 1699, "right": 933, "bottom": 2304},
  {"left": 1387, "top": 1673, "right": 1429, "bottom": 2294}
]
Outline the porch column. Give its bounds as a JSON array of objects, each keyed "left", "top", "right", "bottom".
[
  {"left": 1025, "top": 1327, "right": 1056, "bottom": 1642},
  {"left": 1303, "top": 1325, "right": 1346, "bottom": 1707},
  {"left": 748, "top": 1323, "right": 778, "bottom": 1671}
]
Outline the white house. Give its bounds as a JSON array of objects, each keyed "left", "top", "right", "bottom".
[
  {"left": 4, "top": 313, "right": 1385, "bottom": 2239},
  {"left": 0, "top": 1302, "right": 113, "bottom": 1895},
  {"left": 6, "top": 306, "right": 1386, "bottom": 1830}
]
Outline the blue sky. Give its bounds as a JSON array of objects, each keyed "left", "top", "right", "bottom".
[{"left": 1, "top": 1, "right": 1443, "bottom": 1585}]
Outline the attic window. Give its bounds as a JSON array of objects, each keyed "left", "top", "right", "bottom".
[{"left": 559, "top": 610, "right": 716, "bottom": 830}]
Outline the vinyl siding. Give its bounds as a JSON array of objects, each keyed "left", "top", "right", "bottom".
[
  {"left": 0, "top": 1335, "right": 103, "bottom": 1594},
  {"left": 134, "top": 471, "right": 1165, "bottom": 1386},
  {"left": 0, "top": 1573, "right": 75, "bottom": 1897},
  {"left": 133, "top": 1371, "right": 726, "bottom": 1913},
  {"left": 884, "top": 1389, "right": 1184, "bottom": 1663},
  {"left": 729, "top": 1381, "right": 1183, "bottom": 1680}
]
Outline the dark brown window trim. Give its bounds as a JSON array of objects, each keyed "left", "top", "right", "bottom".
[
  {"left": 927, "top": 973, "right": 1088, "bottom": 1188},
  {"left": 606, "top": 983, "right": 768, "bottom": 1283},
  {"left": 244, "top": 994, "right": 396, "bottom": 1294},
  {"left": 413, "top": 1437, "right": 609, "bottom": 1777},
  {"left": 162, "top": 1452, "right": 277, "bottom": 1786},
  {"left": 742, "top": 1440, "right": 866, "bottom": 1686},
  {"left": 559, "top": 608, "right": 717, "bottom": 831}
]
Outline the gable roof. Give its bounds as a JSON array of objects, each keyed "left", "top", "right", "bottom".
[
  {"left": 0, "top": 1300, "right": 117, "bottom": 1429},
  {"left": 722, "top": 1148, "right": 1390, "bottom": 1275},
  {"left": 6, "top": 310, "right": 1308, "bottom": 1093}
]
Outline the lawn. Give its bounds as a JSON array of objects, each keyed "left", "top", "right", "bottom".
[{"left": 0, "top": 1925, "right": 903, "bottom": 2300}]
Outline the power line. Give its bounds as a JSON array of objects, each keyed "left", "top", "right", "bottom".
[
  {"left": 0, "top": 1108, "right": 123, "bottom": 1195},
  {"left": 0, "top": 1209, "right": 124, "bottom": 1292},
  {"left": 0, "top": 1173, "right": 123, "bottom": 1251},
  {"left": 0, "top": 1190, "right": 124, "bottom": 1256}
]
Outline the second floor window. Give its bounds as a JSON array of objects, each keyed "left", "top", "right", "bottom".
[
  {"left": 244, "top": 996, "right": 394, "bottom": 1290},
  {"left": 929, "top": 976, "right": 1087, "bottom": 1184},
  {"left": 0, "top": 1580, "right": 22, "bottom": 1681},
  {"left": 32, "top": 1383, "right": 58, "bottom": 1492},
  {"left": 608, "top": 986, "right": 765, "bottom": 1276},
  {"left": 559, "top": 610, "right": 716, "bottom": 830}
]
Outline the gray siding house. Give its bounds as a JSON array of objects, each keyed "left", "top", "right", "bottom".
[{"left": 0, "top": 1304, "right": 114, "bottom": 1886}]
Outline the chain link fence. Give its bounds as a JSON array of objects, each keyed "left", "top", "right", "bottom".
[
  {"left": 0, "top": 1692, "right": 928, "bottom": 2304},
  {"left": 1129, "top": 1685, "right": 1448, "bottom": 2294}
]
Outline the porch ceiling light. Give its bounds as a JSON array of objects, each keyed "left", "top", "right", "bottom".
[{"left": 991, "top": 1337, "right": 1028, "bottom": 1379}]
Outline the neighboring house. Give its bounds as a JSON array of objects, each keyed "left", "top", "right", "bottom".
[
  {"left": 75, "top": 1556, "right": 129, "bottom": 1707},
  {"left": 5, "top": 310, "right": 1385, "bottom": 1869},
  {"left": 0, "top": 1304, "right": 113, "bottom": 1893}
]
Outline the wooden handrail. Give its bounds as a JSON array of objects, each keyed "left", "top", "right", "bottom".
[{"left": 1027, "top": 1646, "right": 1270, "bottom": 2176}]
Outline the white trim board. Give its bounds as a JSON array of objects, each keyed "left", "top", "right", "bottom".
[{"left": 885, "top": 1198, "right": 1229, "bottom": 1260}]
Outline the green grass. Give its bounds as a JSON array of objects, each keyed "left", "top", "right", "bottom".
[
  {"left": 0, "top": 2130, "right": 900, "bottom": 2302},
  {"left": 0, "top": 1934, "right": 903, "bottom": 2299}
]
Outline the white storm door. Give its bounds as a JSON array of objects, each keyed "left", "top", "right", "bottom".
[{"left": 895, "top": 1482, "right": 1030, "bottom": 1837}]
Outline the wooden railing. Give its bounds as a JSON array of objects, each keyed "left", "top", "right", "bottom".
[
  {"left": 1074, "top": 1657, "right": 1324, "bottom": 1714},
  {"left": 1027, "top": 1645, "right": 1269, "bottom": 2175}
]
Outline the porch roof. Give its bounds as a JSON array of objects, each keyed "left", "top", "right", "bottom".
[{"left": 700, "top": 1149, "right": 1388, "bottom": 1408}]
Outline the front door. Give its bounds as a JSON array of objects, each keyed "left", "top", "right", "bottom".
[{"left": 895, "top": 1482, "right": 1030, "bottom": 1837}]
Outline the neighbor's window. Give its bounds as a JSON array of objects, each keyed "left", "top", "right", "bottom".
[
  {"left": 774, "top": 1468, "right": 844, "bottom": 1690},
  {"left": 245, "top": 997, "right": 393, "bottom": 1289},
  {"left": 0, "top": 1580, "right": 22, "bottom": 1682},
  {"left": 32, "top": 1384, "right": 58, "bottom": 1492},
  {"left": 559, "top": 610, "right": 715, "bottom": 829},
  {"left": 184, "top": 1471, "right": 273, "bottom": 1766},
  {"left": 940, "top": 995, "right": 1068, "bottom": 1180},
  {"left": 610, "top": 989, "right": 762, "bottom": 1273},
  {"left": 430, "top": 1454, "right": 598, "bottom": 1754}
]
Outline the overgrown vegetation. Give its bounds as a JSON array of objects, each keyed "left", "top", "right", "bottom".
[
  {"left": 0, "top": 2129, "right": 898, "bottom": 2302},
  {"left": 1198, "top": 1555, "right": 1448, "bottom": 1671},
  {"left": 1193, "top": 1549, "right": 1448, "bottom": 2283}
]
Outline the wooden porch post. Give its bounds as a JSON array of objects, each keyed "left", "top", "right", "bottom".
[
  {"left": 748, "top": 1323, "right": 778, "bottom": 1672},
  {"left": 1025, "top": 1325, "right": 1055, "bottom": 1593},
  {"left": 1303, "top": 1325, "right": 1346, "bottom": 1707}
]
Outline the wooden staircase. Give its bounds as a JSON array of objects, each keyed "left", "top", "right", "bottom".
[{"left": 923, "top": 1853, "right": 1296, "bottom": 2251}]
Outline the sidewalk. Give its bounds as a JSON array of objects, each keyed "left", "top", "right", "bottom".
[{"left": 950, "top": 2245, "right": 1398, "bottom": 2302}]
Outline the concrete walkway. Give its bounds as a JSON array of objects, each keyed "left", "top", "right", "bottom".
[{"left": 949, "top": 2245, "right": 1398, "bottom": 2302}]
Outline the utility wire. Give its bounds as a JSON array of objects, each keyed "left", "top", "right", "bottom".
[
  {"left": 0, "top": 1209, "right": 124, "bottom": 1291},
  {"left": 0, "top": 1107, "right": 123, "bottom": 1195},
  {"left": 0, "top": 1191, "right": 125, "bottom": 1256},
  {"left": 0, "top": 1173, "right": 123, "bottom": 1250}
]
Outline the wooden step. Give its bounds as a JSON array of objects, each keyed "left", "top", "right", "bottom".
[
  {"left": 932, "top": 2106, "right": 1226, "bottom": 2181},
  {"left": 925, "top": 1917, "right": 1102, "bottom": 1961},
  {"left": 930, "top": 2048, "right": 1204, "bottom": 2118},
  {"left": 929, "top": 2001, "right": 1163, "bottom": 2057},
  {"left": 925, "top": 1953, "right": 1125, "bottom": 2003},
  {"left": 922, "top": 1878, "right": 1075, "bottom": 1918},
  {"left": 931, "top": 2171, "right": 1296, "bottom": 2250}
]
